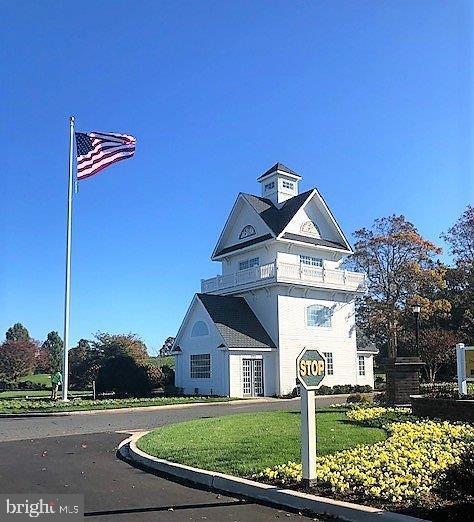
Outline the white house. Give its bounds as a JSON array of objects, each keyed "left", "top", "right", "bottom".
[{"left": 173, "top": 163, "right": 376, "bottom": 397}]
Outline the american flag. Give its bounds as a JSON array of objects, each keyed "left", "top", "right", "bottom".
[{"left": 75, "top": 131, "right": 136, "bottom": 180}]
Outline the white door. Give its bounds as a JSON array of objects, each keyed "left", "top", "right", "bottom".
[{"left": 242, "top": 359, "right": 264, "bottom": 397}]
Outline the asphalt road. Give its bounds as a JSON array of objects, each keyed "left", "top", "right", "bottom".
[
  {"left": 0, "top": 396, "right": 343, "bottom": 442},
  {"left": 0, "top": 398, "right": 344, "bottom": 521}
]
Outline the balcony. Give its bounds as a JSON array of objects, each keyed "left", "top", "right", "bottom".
[{"left": 201, "top": 261, "right": 366, "bottom": 294}]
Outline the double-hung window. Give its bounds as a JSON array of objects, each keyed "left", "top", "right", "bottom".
[
  {"left": 300, "top": 255, "right": 323, "bottom": 268},
  {"left": 239, "top": 257, "right": 259, "bottom": 271},
  {"left": 306, "top": 304, "right": 332, "bottom": 327},
  {"left": 323, "top": 352, "right": 334, "bottom": 375},
  {"left": 358, "top": 355, "right": 366, "bottom": 376},
  {"left": 190, "top": 354, "right": 211, "bottom": 379}
]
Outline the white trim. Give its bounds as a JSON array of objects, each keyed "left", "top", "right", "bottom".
[
  {"left": 173, "top": 294, "right": 228, "bottom": 352},
  {"left": 227, "top": 347, "right": 275, "bottom": 352},
  {"left": 211, "top": 193, "right": 275, "bottom": 260},
  {"left": 314, "top": 189, "right": 353, "bottom": 253},
  {"left": 212, "top": 237, "right": 274, "bottom": 261},
  {"left": 276, "top": 188, "right": 353, "bottom": 253},
  {"left": 276, "top": 189, "right": 315, "bottom": 239},
  {"left": 277, "top": 237, "right": 351, "bottom": 255}
]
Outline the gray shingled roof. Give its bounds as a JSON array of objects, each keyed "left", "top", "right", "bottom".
[
  {"left": 356, "top": 328, "right": 379, "bottom": 353},
  {"left": 257, "top": 162, "right": 302, "bottom": 181},
  {"left": 197, "top": 293, "right": 275, "bottom": 349},
  {"left": 243, "top": 189, "right": 314, "bottom": 236},
  {"left": 281, "top": 232, "right": 348, "bottom": 250},
  {"left": 215, "top": 233, "right": 272, "bottom": 257}
]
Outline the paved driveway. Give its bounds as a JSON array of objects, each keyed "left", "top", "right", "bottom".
[{"left": 0, "top": 398, "right": 342, "bottom": 521}]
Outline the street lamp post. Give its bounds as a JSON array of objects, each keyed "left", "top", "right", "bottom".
[{"left": 412, "top": 304, "right": 421, "bottom": 356}]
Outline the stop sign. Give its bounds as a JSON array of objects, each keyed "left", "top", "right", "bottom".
[{"left": 296, "top": 348, "right": 326, "bottom": 390}]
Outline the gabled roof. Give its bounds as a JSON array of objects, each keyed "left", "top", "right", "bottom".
[
  {"left": 257, "top": 162, "right": 302, "bottom": 181},
  {"left": 197, "top": 293, "right": 275, "bottom": 349},
  {"left": 242, "top": 189, "right": 314, "bottom": 237}
]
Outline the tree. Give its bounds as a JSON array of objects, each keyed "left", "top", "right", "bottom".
[
  {"left": 5, "top": 323, "right": 30, "bottom": 342},
  {"left": 42, "top": 331, "right": 63, "bottom": 373},
  {"left": 34, "top": 347, "right": 51, "bottom": 374},
  {"left": 96, "top": 355, "right": 161, "bottom": 397},
  {"left": 351, "top": 215, "right": 446, "bottom": 358},
  {"left": 159, "top": 336, "right": 175, "bottom": 356},
  {"left": 441, "top": 206, "right": 474, "bottom": 344},
  {"left": 69, "top": 339, "right": 102, "bottom": 389},
  {"left": 93, "top": 332, "right": 148, "bottom": 362},
  {"left": 0, "top": 339, "right": 37, "bottom": 380},
  {"left": 442, "top": 205, "right": 474, "bottom": 265},
  {"left": 416, "top": 328, "right": 458, "bottom": 383}
]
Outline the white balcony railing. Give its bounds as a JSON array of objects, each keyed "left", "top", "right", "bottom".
[{"left": 201, "top": 261, "right": 366, "bottom": 294}]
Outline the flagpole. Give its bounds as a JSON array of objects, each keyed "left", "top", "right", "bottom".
[{"left": 62, "top": 115, "right": 75, "bottom": 401}]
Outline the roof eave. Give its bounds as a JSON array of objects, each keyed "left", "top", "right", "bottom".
[
  {"left": 212, "top": 236, "right": 274, "bottom": 260},
  {"left": 276, "top": 236, "right": 352, "bottom": 255}
]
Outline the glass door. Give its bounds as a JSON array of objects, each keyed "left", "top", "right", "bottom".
[{"left": 242, "top": 359, "right": 264, "bottom": 397}]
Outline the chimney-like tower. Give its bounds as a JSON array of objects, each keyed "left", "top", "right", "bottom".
[{"left": 257, "top": 163, "right": 301, "bottom": 205}]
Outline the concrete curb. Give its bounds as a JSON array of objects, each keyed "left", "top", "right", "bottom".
[
  {"left": 120, "top": 433, "right": 424, "bottom": 522},
  {"left": 0, "top": 397, "right": 298, "bottom": 418}
]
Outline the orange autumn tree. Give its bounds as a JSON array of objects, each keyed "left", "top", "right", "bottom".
[{"left": 350, "top": 215, "right": 448, "bottom": 359}]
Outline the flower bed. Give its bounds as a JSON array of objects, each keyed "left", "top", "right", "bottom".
[
  {"left": 255, "top": 407, "right": 474, "bottom": 505},
  {"left": 0, "top": 396, "right": 237, "bottom": 413}
]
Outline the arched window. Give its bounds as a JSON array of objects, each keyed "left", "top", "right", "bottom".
[
  {"left": 300, "top": 220, "right": 320, "bottom": 238},
  {"left": 239, "top": 225, "right": 256, "bottom": 240},
  {"left": 191, "top": 321, "right": 209, "bottom": 337},
  {"left": 306, "top": 304, "right": 332, "bottom": 327}
]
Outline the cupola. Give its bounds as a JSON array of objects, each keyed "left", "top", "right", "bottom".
[{"left": 257, "top": 163, "right": 301, "bottom": 205}]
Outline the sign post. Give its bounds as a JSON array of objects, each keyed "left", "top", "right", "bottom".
[
  {"left": 456, "top": 343, "right": 474, "bottom": 396},
  {"left": 296, "top": 348, "right": 326, "bottom": 488}
]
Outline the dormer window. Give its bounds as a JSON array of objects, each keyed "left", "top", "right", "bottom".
[
  {"left": 239, "top": 225, "right": 256, "bottom": 240},
  {"left": 264, "top": 181, "right": 275, "bottom": 192},
  {"left": 300, "top": 220, "right": 320, "bottom": 238}
]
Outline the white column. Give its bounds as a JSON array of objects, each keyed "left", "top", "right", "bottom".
[
  {"left": 456, "top": 343, "right": 467, "bottom": 396},
  {"left": 301, "top": 388, "right": 316, "bottom": 487}
]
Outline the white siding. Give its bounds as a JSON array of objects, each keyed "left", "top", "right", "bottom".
[
  {"left": 222, "top": 243, "right": 278, "bottom": 276},
  {"left": 356, "top": 354, "right": 375, "bottom": 386},
  {"left": 276, "top": 249, "right": 342, "bottom": 270},
  {"left": 284, "top": 197, "right": 343, "bottom": 245},
  {"left": 228, "top": 351, "right": 276, "bottom": 397},
  {"left": 216, "top": 198, "right": 270, "bottom": 257},
  {"left": 277, "top": 290, "right": 358, "bottom": 395},
  {"left": 174, "top": 299, "right": 229, "bottom": 396}
]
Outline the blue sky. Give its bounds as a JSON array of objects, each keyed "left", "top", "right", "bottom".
[{"left": 1, "top": 1, "right": 472, "bottom": 353}]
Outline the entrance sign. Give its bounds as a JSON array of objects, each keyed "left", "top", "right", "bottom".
[
  {"left": 296, "top": 348, "right": 327, "bottom": 487},
  {"left": 456, "top": 343, "right": 474, "bottom": 395}
]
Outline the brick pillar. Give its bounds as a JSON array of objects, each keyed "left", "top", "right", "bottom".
[{"left": 385, "top": 357, "right": 425, "bottom": 406}]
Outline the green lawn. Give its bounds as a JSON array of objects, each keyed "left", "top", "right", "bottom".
[
  {"left": 137, "top": 410, "right": 387, "bottom": 476},
  {"left": 17, "top": 373, "right": 51, "bottom": 385},
  {"left": 0, "top": 390, "right": 89, "bottom": 399},
  {"left": 147, "top": 356, "right": 174, "bottom": 368}
]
